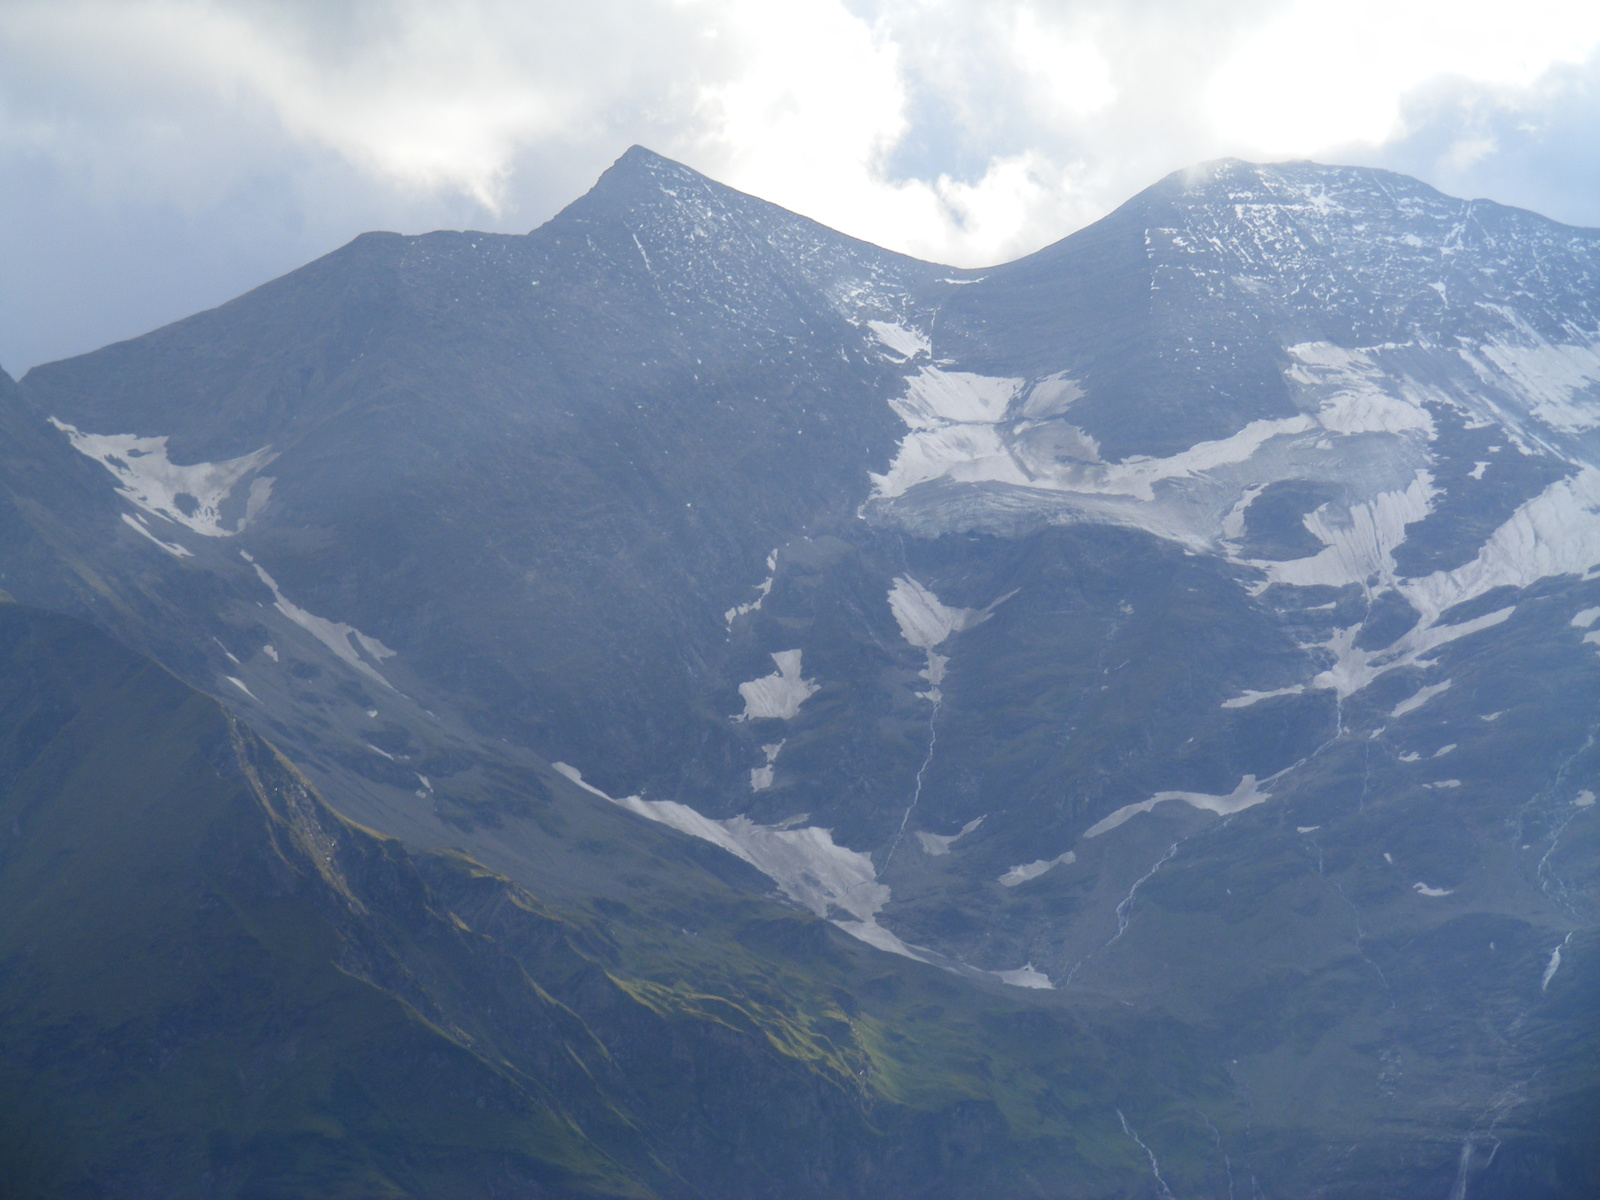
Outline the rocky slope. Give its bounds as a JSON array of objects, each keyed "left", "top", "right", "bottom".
[
  {"left": 1, "top": 599, "right": 1232, "bottom": 1198},
  {"left": 1, "top": 148, "right": 1597, "bottom": 1196}
]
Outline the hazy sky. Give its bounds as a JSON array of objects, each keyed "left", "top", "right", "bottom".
[{"left": 4, "top": 0, "right": 1599, "bottom": 375}]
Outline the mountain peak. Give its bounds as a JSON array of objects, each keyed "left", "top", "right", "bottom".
[
  {"left": 563, "top": 144, "right": 727, "bottom": 218},
  {"left": 607, "top": 143, "right": 705, "bottom": 184}
]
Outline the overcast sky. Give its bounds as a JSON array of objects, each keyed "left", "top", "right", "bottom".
[{"left": 3, "top": 0, "right": 1599, "bottom": 375}]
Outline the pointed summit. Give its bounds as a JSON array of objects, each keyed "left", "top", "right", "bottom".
[
  {"left": 553, "top": 144, "right": 714, "bottom": 222},
  {"left": 540, "top": 144, "right": 940, "bottom": 340}
]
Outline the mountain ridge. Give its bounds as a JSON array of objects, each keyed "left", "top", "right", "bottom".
[{"left": 2, "top": 148, "right": 1597, "bottom": 1197}]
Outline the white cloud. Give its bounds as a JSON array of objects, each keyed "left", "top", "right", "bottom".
[
  {"left": 0, "top": 0, "right": 707, "bottom": 210},
  {"left": 1206, "top": 0, "right": 1600, "bottom": 154}
]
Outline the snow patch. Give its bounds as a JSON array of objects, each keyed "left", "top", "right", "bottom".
[
  {"left": 916, "top": 815, "right": 983, "bottom": 856},
  {"left": 1572, "top": 608, "right": 1600, "bottom": 629},
  {"left": 1468, "top": 333, "right": 1600, "bottom": 434},
  {"left": 888, "top": 367, "right": 1021, "bottom": 428},
  {"left": 1222, "top": 684, "right": 1304, "bottom": 708},
  {"left": 1541, "top": 934, "right": 1571, "bottom": 991},
  {"left": 1286, "top": 342, "right": 1434, "bottom": 436},
  {"left": 998, "top": 851, "right": 1075, "bottom": 886},
  {"left": 1084, "top": 775, "right": 1269, "bottom": 838},
  {"left": 1295, "top": 467, "right": 1600, "bottom": 700},
  {"left": 996, "top": 962, "right": 1054, "bottom": 989},
  {"left": 1254, "top": 470, "right": 1435, "bottom": 592},
  {"left": 889, "top": 576, "right": 992, "bottom": 649},
  {"left": 888, "top": 576, "right": 1012, "bottom": 702},
  {"left": 725, "top": 550, "right": 777, "bottom": 625},
  {"left": 1574, "top": 790, "right": 1595, "bottom": 808},
  {"left": 121, "top": 513, "right": 192, "bottom": 558},
  {"left": 735, "top": 650, "right": 818, "bottom": 720},
  {"left": 1405, "top": 468, "right": 1600, "bottom": 626},
  {"left": 1423, "top": 779, "right": 1461, "bottom": 789},
  {"left": 749, "top": 740, "right": 785, "bottom": 792},
  {"left": 248, "top": 557, "right": 398, "bottom": 691},
  {"left": 224, "top": 676, "right": 257, "bottom": 700},
  {"left": 51, "top": 418, "right": 275, "bottom": 537},
  {"left": 1413, "top": 882, "right": 1454, "bottom": 897},
  {"left": 1393, "top": 680, "right": 1451, "bottom": 718},
  {"left": 1311, "top": 609, "right": 1511, "bottom": 699},
  {"left": 262, "top": 644, "right": 278, "bottom": 662},
  {"left": 1020, "top": 373, "right": 1085, "bottom": 419},
  {"left": 866, "top": 320, "right": 930, "bottom": 360},
  {"left": 552, "top": 762, "right": 924, "bottom": 961}
]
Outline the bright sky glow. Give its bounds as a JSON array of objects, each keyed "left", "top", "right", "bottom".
[{"left": 1208, "top": 0, "right": 1600, "bottom": 152}]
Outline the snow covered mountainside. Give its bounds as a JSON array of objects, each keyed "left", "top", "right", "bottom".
[{"left": 3, "top": 149, "right": 1598, "bottom": 1198}]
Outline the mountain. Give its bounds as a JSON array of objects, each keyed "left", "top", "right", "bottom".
[
  {"left": 0, "top": 598, "right": 1222, "bottom": 1198},
  {"left": 2, "top": 148, "right": 1598, "bottom": 1197}
]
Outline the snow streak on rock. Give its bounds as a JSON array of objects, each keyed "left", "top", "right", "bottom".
[
  {"left": 552, "top": 762, "right": 925, "bottom": 962},
  {"left": 246, "top": 554, "right": 398, "bottom": 691}
]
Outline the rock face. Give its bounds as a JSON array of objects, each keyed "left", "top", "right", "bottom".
[{"left": 1, "top": 148, "right": 1597, "bottom": 1197}]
